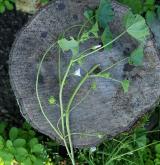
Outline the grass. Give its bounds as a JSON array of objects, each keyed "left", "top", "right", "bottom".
[{"left": 43, "top": 109, "right": 160, "bottom": 165}]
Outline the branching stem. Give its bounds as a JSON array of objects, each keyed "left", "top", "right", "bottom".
[
  {"left": 65, "top": 64, "right": 100, "bottom": 164},
  {"left": 73, "top": 31, "right": 126, "bottom": 63}
]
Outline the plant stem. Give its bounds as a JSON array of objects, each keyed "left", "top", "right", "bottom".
[
  {"left": 36, "top": 43, "right": 63, "bottom": 139},
  {"left": 65, "top": 64, "right": 100, "bottom": 165},
  {"left": 58, "top": 60, "right": 76, "bottom": 164},
  {"left": 59, "top": 60, "right": 73, "bottom": 136},
  {"left": 106, "top": 141, "right": 159, "bottom": 165},
  {"left": 77, "top": 15, "right": 95, "bottom": 40},
  {"left": 70, "top": 88, "right": 91, "bottom": 112},
  {"left": 64, "top": 132, "right": 103, "bottom": 139},
  {"left": 73, "top": 31, "right": 126, "bottom": 63},
  {"left": 36, "top": 43, "right": 73, "bottom": 161},
  {"left": 58, "top": 48, "right": 62, "bottom": 84},
  {"left": 99, "top": 57, "right": 129, "bottom": 74}
]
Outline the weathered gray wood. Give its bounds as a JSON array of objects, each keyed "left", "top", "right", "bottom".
[{"left": 9, "top": 0, "right": 160, "bottom": 148}]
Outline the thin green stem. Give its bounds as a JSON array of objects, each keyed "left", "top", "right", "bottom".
[
  {"left": 120, "top": 158, "right": 136, "bottom": 165},
  {"left": 36, "top": 42, "right": 63, "bottom": 139},
  {"left": 66, "top": 64, "right": 100, "bottom": 113},
  {"left": 99, "top": 57, "right": 129, "bottom": 74},
  {"left": 56, "top": 116, "right": 62, "bottom": 134},
  {"left": 58, "top": 48, "right": 62, "bottom": 84},
  {"left": 70, "top": 88, "right": 91, "bottom": 112},
  {"left": 78, "top": 23, "right": 89, "bottom": 41},
  {"left": 36, "top": 43, "right": 73, "bottom": 162},
  {"left": 109, "top": 78, "right": 122, "bottom": 84},
  {"left": 90, "top": 75, "right": 122, "bottom": 84},
  {"left": 64, "top": 132, "right": 103, "bottom": 139},
  {"left": 59, "top": 60, "right": 73, "bottom": 136},
  {"left": 109, "top": 137, "right": 130, "bottom": 158},
  {"left": 58, "top": 59, "right": 77, "bottom": 164},
  {"left": 65, "top": 64, "right": 100, "bottom": 165},
  {"left": 61, "top": 24, "right": 86, "bottom": 38},
  {"left": 73, "top": 31, "right": 126, "bottom": 63},
  {"left": 106, "top": 141, "right": 159, "bottom": 165},
  {"left": 57, "top": 89, "right": 92, "bottom": 139},
  {"left": 77, "top": 15, "right": 95, "bottom": 40}
]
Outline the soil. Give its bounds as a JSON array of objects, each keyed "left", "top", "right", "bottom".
[{"left": 0, "top": 9, "right": 28, "bottom": 125}]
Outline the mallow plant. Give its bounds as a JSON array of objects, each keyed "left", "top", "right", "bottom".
[{"left": 36, "top": 0, "right": 150, "bottom": 164}]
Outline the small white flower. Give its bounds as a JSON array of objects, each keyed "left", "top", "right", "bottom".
[
  {"left": 90, "top": 147, "right": 96, "bottom": 153},
  {"left": 73, "top": 68, "right": 81, "bottom": 77},
  {"left": 92, "top": 45, "right": 102, "bottom": 50}
]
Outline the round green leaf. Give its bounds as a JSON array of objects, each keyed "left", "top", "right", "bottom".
[
  {"left": 22, "top": 157, "right": 32, "bottom": 165},
  {"left": 29, "top": 138, "right": 38, "bottom": 148},
  {"left": 15, "top": 147, "right": 28, "bottom": 162},
  {"left": 13, "top": 139, "right": 26, "bottom": 148},
  {"left": 6, "top": 140, "right": 13, "bottom": 149},
  {"left": 28, "top": 130, "right": 36, "bottom": 137},
  {"left": 9, "top": 127, "right": 18, "bottom": 140},
  {"left": 96, "top": 0, "right": 114, "bottom": 28},
  {"left": 0, "top": 151, "right": 13, "bottom": 161},
  {"left": 129, "top": 46, "right": 144, "bottom": 66},
  {"left": 16, "top": 147, "right": 28, "bottom": 156},
  {"left": 31, "top": 144, "right": 44, "bottom": 154},
  {"left": 30, "top": 155, "right": 36, "bottom": 162},
  {"left": 33, "top": 158, "right": 44, "bottom": 165},
  {"left": 4, "top": 0, "right": 13, "bottom": 10},
  {"left": 124, "top": 12, "right": 150, "bottom": 42}
]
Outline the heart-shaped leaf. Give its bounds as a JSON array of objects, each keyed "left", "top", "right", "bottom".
[
  {"left": 96, "top": 0, "right": 114, "bottom": 28},
  {"left": 101, "top": 26, "right": 113, "bottom": 50},
  {"left": 124, "top": 12, "right": 150, "bottom": 42},
  {"left": 58, "top": 37, "right": 79, "bottom": 56},
  {"left": 129, "top": 46, "right": 144, "bottom": 66}
]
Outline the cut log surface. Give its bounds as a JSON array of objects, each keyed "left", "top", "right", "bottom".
[{"left": 9, "top": 0, "right": 160, "bottom": 148}]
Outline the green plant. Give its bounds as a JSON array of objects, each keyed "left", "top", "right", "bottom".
[
  {"left": 117, "top": 0, "right": 160, "bottom": 62},
  {"left": 36, "top": 0, "right": 150, "bottom": 164},
  {"left": 0, "top": 122, "right": 51, "bottom": 165},
  {"left": 117, "top": 0, "right": 160, "bottom": 24},
  {"left": 117, "top": 0, "right": 156, "bottom": 14},
  {"left": 5, "top": 121, "right": 160, "bottom": 165},
  {"left": 59, "top": 115, "right": 159, "bottom": 165},
  {"left": 40, "top": 0, "right": 49, "bottom": 4},
  {"left": 0, "top": 0, "right": 14, "bottom": 13},
  {"left": 75, "top": 127, "right": 156, "bottom": 165},
  {"left": 43, "top": 114, "right": 160, "bottom": 165},
  {"left": 0, "top": 0, "right": 50, "bottom": 14}
]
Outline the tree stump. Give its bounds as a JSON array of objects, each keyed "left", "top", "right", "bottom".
[{"left": 9, "top": 0, "right": 160, "bottom": 148}]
